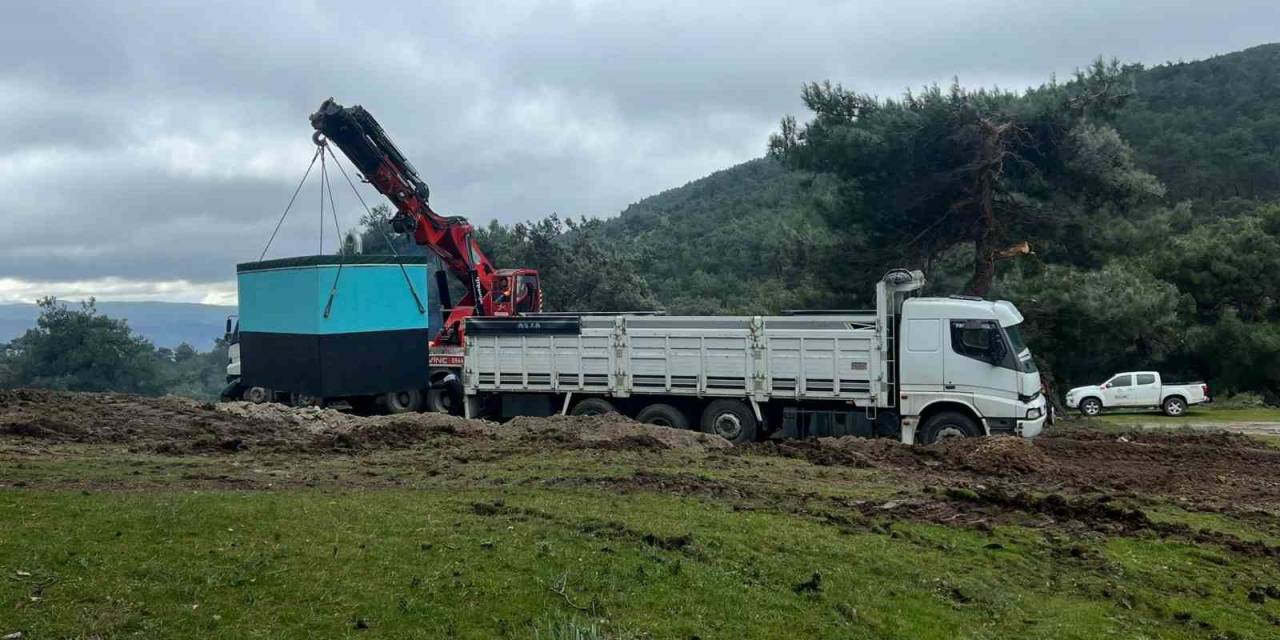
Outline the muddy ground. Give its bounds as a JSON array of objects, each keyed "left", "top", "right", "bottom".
[{"left": 4, "top": 388, "right": 1280, "bottom": 545}]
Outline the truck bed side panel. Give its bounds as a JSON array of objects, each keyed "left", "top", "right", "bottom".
[{"left": 465, "top": 314, "right": 882, "bottom": 406}]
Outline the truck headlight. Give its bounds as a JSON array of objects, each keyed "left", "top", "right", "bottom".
[{"left": 1025, "top": 407, "right": 1042, "bottom": 420}]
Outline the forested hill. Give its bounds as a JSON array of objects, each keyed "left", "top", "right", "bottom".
[
  {"left": 472, "top": 42, "right": 1280, "bottom": 399},
  {"left": 601, "top": 42, "right": 1280, "bottom": 255},
  {"left": 1116, "top": 43, "right": 1280, "bottom": 201},
  {"left": 599, "top": 159, "right": 835, "bottom": 313}
]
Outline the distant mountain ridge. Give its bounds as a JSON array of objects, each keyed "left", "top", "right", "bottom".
[{"left": 0, "top": 302, "right": 234, "bottom": 350}]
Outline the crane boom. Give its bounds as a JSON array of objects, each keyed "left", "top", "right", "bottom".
[{"left": 310, "top": 98, "right": 541, "bottom": 345}]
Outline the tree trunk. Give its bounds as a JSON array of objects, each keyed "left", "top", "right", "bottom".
[{"left": 964, "top": 118, "right": 1012, "bottom": 297}]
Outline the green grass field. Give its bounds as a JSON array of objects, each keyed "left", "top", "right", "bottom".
[
  {"left": 1093, "top": 405, "right": 1280, "bottom": 426},
  {"left": 5, "top": 447, "right": 1280, "bottom": 639}
]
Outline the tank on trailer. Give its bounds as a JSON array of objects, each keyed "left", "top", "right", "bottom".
[{"left": 235, "top": 255, "right": 435, "bottom": 398}]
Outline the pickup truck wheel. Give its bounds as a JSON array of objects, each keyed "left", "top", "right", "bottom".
[
  {"left": 384, "top": 389, "right": 422, "bottom": 414},
  {"left": 1079, "top": 397, "right": 1102, "bottom": 417},
  {"left": 1162, "top": 396, "right": 1187, "bottom": 417},
  {"left": 700, "top": 400, "right": 757, "bottom": 444},
  {"left": 919, "top": 411, "right": 980, "bottom": 444},
  {"left": 570, "top": 397, "right": 617, "bottom": 417},
  {"left": 636, "top": 403, "right": 689, "bottom": 429}
]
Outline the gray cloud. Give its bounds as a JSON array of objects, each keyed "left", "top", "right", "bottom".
[{"left": 0, "top": 0, "right": 1277, "bottom": 298}]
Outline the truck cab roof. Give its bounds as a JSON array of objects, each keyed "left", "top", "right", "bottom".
[{"left": 903, "top": 297, "right": 1025, "bottom": 327}]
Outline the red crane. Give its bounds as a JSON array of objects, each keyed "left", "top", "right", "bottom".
[{"left": 310, "top": 98, "right": 542, "bottom": 349}]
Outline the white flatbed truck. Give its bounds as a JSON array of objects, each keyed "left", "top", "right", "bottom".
[{"left": 462, "top": 270, "right": 1047, "bottom": 445}]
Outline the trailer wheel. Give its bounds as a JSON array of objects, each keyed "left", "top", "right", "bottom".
[
  {"left": 919, "top": 411, "right": 979, "bottom": 444},
  {"left": 636, "top": 403, "right": 689, "bottom": 429},
  {"left": 700, "top": 400, "right": 757, "bottom": 444},
  {"left": 570, "top": 397, "right": 617, "bottom": 417},
  {"left": 384, "top": 389, "right": 422, "bottom": 414}
]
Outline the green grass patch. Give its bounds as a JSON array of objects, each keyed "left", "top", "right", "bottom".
[
  {"left": 1144, "top": 504, "right": 1280, "bottom": 546},
  {"left": 1095, "top": 406, "right": 1280, "bottom": 425},
  {"left": 5, "top": 486, "right": 1280, "bottom": 639}
]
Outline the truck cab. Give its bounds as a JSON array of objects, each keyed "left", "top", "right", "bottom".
[{"left": 897, "top": 296, "right": 1046, "bottom": 441}]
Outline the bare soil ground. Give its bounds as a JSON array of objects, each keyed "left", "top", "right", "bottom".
[
  {"left": 0, "top": 389, "right": 729, "bottom": 455},
  {"left": 7, "top": 390, "right": 1280, "bottom": 638},
  {"left": 7, "top": 389, "right": 1280, "bottom": 535},
  {"left": 6, "top": 389, "right": 1280, "bottom": 521}
]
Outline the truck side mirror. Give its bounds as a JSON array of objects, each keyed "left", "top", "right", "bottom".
[{"left": 225, "top": 318, "right": 232, "bottom": 334}]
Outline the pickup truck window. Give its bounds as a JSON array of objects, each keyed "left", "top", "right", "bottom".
[
  {"left": 1109, "top": 374, "right": 1133, "bottom": 387},
  {"left": 1136, "top": 373, "right": 1156, "bottom": 385}
]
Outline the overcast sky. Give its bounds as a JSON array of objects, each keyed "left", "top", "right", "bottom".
[{"left": 0, "top": 0, "right": 1275, "bottom": 305}]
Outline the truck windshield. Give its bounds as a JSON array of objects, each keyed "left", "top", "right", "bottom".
[
  {"left": 1003, "top": 323, "right": 1037, "bottom": 373},
  {"left": 1005, "top": 323, "right": 1029, "bottom": 355}
]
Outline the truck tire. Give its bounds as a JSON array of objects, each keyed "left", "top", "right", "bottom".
[
  {"left": 919, "top": 411, "right": 980, "bottom": 444},
  {"left": 1162, "top": 396, "right": 1187, "bottom": 417},
  {"left": 570, "top": 397, "right": 617, "bottom": 417},
  {"left": 384, "top": 389, "right": 422, "bottom": 414},
  {"left": 1079, "top": 397, "right": 1102, "bottom": 417},
  {"left": 700, "top": 400, "right": 757, "bottom": 444},
  {"left": 426, "top": 378, "right": 463, "bottom": 415},
  {"left": 636, "top": 403, "right": 689, "bottom": 429}
]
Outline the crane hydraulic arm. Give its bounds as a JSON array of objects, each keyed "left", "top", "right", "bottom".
[{"left": 309, "top": 98, "right": 541, "bottom": 345}]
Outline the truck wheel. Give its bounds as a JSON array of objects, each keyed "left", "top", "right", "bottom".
[
  {"left": 384, "top": 389, "right": 422, "bottom": 414},
  {"left": 700, "top": 400, "right": 757, "bottom": 444},
  {"left": 243, "top": 386, "right": 269, "bottom": 404},
  {"left": 636, "top": 403, "right": 689, "bottom": 429},
  {"left": 426, "top": 378, "right": 463, "bottom": 415},
  {"left": 1079, "top": 397, "right": 1102, "bottom": 417},
  {"left": 570, "top": 397, "right": 617, "bottom": 417},
  {"left": 919, "top": 411, "right": 980, "bottom": 444},
  {"left": 1162, "top": 396, "right": 1187, "bottom": 417}
]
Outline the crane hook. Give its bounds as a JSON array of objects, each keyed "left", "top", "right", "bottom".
[{"left": 312, "top": 131, "right": 327, "bottom": 147}]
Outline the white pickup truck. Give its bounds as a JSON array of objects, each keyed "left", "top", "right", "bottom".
[{"left": 1065, "top": 371, "right": 1210, "bottom": 417}]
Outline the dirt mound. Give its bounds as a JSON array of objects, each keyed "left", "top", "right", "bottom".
[
  {"left": 502, "top": 414, "right": 731, "bottom": 452},
  {"left": 930, "top": 436, "right": 1057, "bottom": 477},
  {"left": 335, "top": 412, "right": 496, "bottom": 449},
  {"left": 0, "top": 389, "right": 309, "bottom": 452},
  {"left": 215, "top": 401, "right": 357, "bottom": 432},
  {"left": 1, "top": 390, "right": 728, "bottom": 455},
  {"left": 743, "top": 436, "right": 921, "bottom": 468}
]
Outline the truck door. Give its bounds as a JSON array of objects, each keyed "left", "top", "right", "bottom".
[
  {"left": 1131, "top": 373, "right": 1160, "bottom": 407},
  {"left": 1104, "top": 374, "right": 1134, "bottom": 406},
  {"left": 944, "top": 320, "right": 1018, "bottom": 415},
  {"left": 899, "top": 318, "right": 944, "bottom": 388}
]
